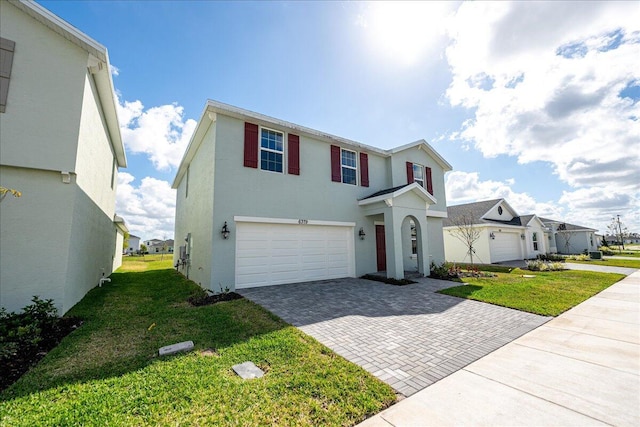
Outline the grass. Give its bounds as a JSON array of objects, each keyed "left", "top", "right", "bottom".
[
  {"left": 0, "top": 256, "right": 395, "bottom": 426},
  {"left": 438, "top": 268, "right": 625, "bottom": 316},
  {"left": 569, "top": 258, "right": 640, "bottom": 268}
]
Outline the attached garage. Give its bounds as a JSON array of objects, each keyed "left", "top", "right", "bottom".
[
  {"left": 489, "top": 231, "right": 522, "bottom": 262},
  {"left": 235, "top": 218, "right": 355, "bottom": 289}
]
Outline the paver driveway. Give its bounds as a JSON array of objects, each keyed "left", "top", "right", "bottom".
[{"left": 239, "top": 277, "right": 550, "bottom": 397}]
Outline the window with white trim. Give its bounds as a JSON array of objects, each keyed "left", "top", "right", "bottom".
[
  {"left": 260, "top": 127, "right": 284, "bottom": 173},
  {"left": 413, "top": 164, "right": 424, "bottom": 187},
  {"left": 341, "top": 148, "right": 357, "bottom": 185},
  {"left": 532, "top": 232, "right": 539, "bottom": 251},
  {"left": 411, "top": 221, "right": 417, "bottom": 255}
]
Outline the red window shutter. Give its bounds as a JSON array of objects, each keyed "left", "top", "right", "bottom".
[
  {"left": 360, "top": 152, "right": 369, "bottom": 187},
  {"left": 331, "top": 145, "right": 341, "bottom": 182},
  {"left": 288, "top": 134, "right": 300, "bottom": 175},
  {"left": 244, "top": 122, "right": 258, "bottom": 168},
  {"left": 406, "top": 162, "right": 414, "bottom": 184},
  {"left": 426, "top": 167, "right": 433, "bottom": 195}
]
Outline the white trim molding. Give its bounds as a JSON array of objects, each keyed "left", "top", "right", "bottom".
[{"left": 233, "top": 216, "right": 356, "bottom": 227}]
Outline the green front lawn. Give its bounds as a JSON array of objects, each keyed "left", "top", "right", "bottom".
[
  {"left": 438, "top": 269, "right": 625, "bottom": 316},
  {"left": 1, "top": 257, "right": 395, "bottom": 426},
  {"left": 570, "top": 258, "right": 640, "bottom": 268}
]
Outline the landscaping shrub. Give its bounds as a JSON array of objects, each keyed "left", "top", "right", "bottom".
[
  {"left": 528, "top": 260, "right": 564, "bottom": 271},
  {"left": 566, "top": 254, "right": 590, "bottom": 261},
  {"left": 599, "top": 247, "right": 616, "bottom": 256},
  {"left": 0, "top": 297, "right": 81, "bottom": 391},
  {"left": 549, "top": 262, "right": 565, "bottom": 271},
  {"left": 429, "top": 262, "right": 497, "bottom": 280},
  {"left": 537, "top": 253, "right": 565, "bottom": 262}
]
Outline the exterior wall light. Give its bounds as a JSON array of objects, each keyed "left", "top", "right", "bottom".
[
  {"left": 489, "top": 232, "right": 495, "bottom": 239},
  {"left": 221, "top": 221, "right": 230, "bottom": 239},
  {"left": 520, "top": 234, "right": 525, "bottom": 240},
  {"left": 359, "top": 227, "right": 366, "bottom": 240}
]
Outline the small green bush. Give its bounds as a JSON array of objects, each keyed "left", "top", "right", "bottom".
[
  {"left": 549, "top": 262, "right": 565, "bottom": 271},
  {"left": 537, "top": 253, "right": 565, "bottom": 262},
  {"left": 566, "top": 254, "right": 590, "bottom": 261}
]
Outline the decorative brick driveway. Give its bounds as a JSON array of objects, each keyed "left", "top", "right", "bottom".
[{"left": 239, "top": 277, "right": 550, "bottom": 397}]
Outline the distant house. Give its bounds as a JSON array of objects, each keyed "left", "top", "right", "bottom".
[
  {"left": 443, "top": 199, "right": 599, "bottom": 263},
  {"left": 443, "top": 199, "right": 548, "bottom": 263},
  {"left": 148, "top": 239, "right": 174, "bottom": 254},
  {"left": 127, "top": 234, "right": 140, "bottom": 254},
  {"left": 172, "top": 100, "right": 452, "bottom": 292},
  {"left": 538, "top": 217, "right": 598, "bottom": 255},
  {"left": 0, "top": 1, "right": 127, "bottom": 314}
]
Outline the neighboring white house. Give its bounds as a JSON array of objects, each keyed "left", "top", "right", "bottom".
[
  {"left": 0, "top": 0, "right": 127, "bottom": 314},
  {"left": 127, "top": 234, "right": 141, "bottom": 255},
  {"left": 443, "top": 199, "right": 548, "bottom": 264},
  {"left": 172, "top": 100, "right": 452, "bottom": 291},
  {"left": 148, "top": 239, "right": 174, "bottom": 254},
  {"left": 538, "top": 217, "right": 598, "bottom": 255}
]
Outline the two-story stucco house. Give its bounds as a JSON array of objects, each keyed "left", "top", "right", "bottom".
[
  {"left": 0, "top": 0, "right": 127, "bottom": 314},
  {"left": 172, "top": 100, "right": 452, "bottom": 292}
]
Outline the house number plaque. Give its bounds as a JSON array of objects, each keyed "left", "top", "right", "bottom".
[{"left": 298, "top": 219, "right": 308, "bottom": 225}]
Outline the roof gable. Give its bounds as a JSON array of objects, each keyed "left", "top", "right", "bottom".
[{"left": 444, "top": 199, "right": 523, "bottom": 228}]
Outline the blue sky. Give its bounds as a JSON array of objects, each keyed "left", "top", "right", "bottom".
[{"left": 39, "top": 1, "right": 640, "bottom": 240}]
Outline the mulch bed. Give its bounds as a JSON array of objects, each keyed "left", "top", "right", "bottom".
[
  {"left": 188, "top": 292, "right": 244, "bottom": 307},
  {"left": 1, "top": 316, "right": 83, "bottom": 392},
  {"left": 361, "top": 274, "right": 417, "bottom": 286}
]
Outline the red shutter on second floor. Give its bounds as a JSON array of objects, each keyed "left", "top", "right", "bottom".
[
  {"left": 359, "top": 152, "right": 369, "bottom": 187},
  {"left": 331, "top": 145, "right": 341, "bottom": 182},
  {"left": 288, "top": 134, "right": 300, "bottom": 175},
  {"left": 426, "top": 166, "right": 433, "bottom": 195},
  {"left": 406, "top": 161, "right": 414, "bottom": 184},
  {"left": 244, "top": 122, "right": 259, "bottom": 168}
]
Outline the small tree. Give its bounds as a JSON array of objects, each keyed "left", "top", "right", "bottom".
[
  {"left": 160, "top": 238, "right": 168, "bottom": 261},
  {"left": 608, "top": 216, "right": 628, "bottom": 252},
  {"left": 140, "top": 243, "right": 147, "bottom": 257},
  {"left": 448, "top": 210, "right": 482, "bottom": 264},
  {"left": 556, "top": 225, "right": 573, "bottom": 254},
  {"left": 122, "top": 231, "right": 130, "bottom": 252}
]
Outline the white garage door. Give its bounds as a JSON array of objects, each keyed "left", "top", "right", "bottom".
[
  {"left": 235, "top": 221, "right": 355, "bottom": 289},
  {"left": 490, "top": 232, "right": 522, "bottom": 262}
]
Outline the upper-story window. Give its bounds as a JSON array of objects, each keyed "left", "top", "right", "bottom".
[
  {"left": 341, "top": 149, "right": 357, "bottom": 185},
  {"left": 260, "top": 127, "right": 284, "bottom": 173},
  {"left": 413, "top": 164, "right": 424, "bottom": 187}
]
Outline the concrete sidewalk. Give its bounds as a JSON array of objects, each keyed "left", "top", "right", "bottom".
[{"left": 359, "top": 271, "right": 640, "bottom": 427}]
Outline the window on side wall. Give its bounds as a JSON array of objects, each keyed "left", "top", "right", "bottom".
[
  {"left": 413, "top": 164, "right": 424, "bottom": 187},
  {"left": 341, "top": 149, "right": 357, "bottom": 185},
  {"left": 532, "top": 232, "right": 538, "bottom": 251},
  {"left": 260, "top": 127, "right": 284, "bottom": 173},
  {"left": 411, "top": 221, "right": 417, "bottom": 255}
]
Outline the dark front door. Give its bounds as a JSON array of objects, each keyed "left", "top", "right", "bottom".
[{"left": 376, "top": 225, "right": 386, "bottom": 271}]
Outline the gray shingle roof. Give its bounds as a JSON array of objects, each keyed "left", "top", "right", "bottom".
[
  {"left": 538, "top": 217, "right": 595, "bottom": 231},
  {"left": 443, "top": 199, "right": 524, "bottom": 227},
  {"left": 360, "top": 184, "right": 410, "bottom": 200}
]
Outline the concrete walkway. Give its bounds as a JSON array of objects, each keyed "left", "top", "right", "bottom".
[
  {"left": 564, "top": 262, "right": 637, "bottom": 275},
  {"left": 359, "top": 271, "right": 640, "bottom": 427}
]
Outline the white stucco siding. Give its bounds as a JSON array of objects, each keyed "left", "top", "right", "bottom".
[
  {"left": 444, "top": 226, "right": 492, "bottom": 264},
  {"left": 524, "top": 222, "right": 547, "bottom": 258},
  {"left": 483, "top": 202, "right": 516, "bottom": 222},
  {"left": 173, "top": 121, "right": 216, "bottom": 289},
  {"left": 427, "top": 218, "right": 446, "bottom": 265},
  {"left": 0, "top": 167, "right": 73, "bottom": 314},
  {"left": 208, "top": 114, "right": 391, "bottom": 290},
  {"left": 75, "top": 73, "right": 117, "bottom": 217},
  {"left": 390, "top": 147, "right": 447, "bottom": 214},
  {"left": 555, "top": 231, "right": 596, "bottom": 254},
  {"left": 113, "top": 229, "right": 124, "bottom": 271},
  {"left": 0, "top": 1, "right": 87, "bottom": 173}
]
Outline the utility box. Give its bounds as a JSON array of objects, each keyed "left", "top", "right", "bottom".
[{"left": 589, "top": 251, "right": 602, "bottom": 259}]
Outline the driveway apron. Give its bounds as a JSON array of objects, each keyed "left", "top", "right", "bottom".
[{"left": 239, "top": 277, "right": 550, "bottom": 397}]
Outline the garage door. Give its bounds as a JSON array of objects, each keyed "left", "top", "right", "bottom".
[
  {"left": 235, "top": 221, "right": 355, "bottom": 288},
  {"left": 490, "top": 232, "right": 522, "bottom": 262}
]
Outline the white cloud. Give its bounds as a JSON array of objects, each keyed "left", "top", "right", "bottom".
[
  {"left": 116, "top": 98, "right": 197, "bottom": 171},
  {"left": 446, "top": 171, "right": 564, "bottom": 218},
  {"left": 116, "top": 172, "right": 176, "bottom": 240},
  {"left": 443, "top": 1, "right": 640, "bottom": 232}
]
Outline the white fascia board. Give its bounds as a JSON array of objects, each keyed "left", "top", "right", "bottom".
[
  {"left": 113, "top": 215, "right": 129, "bottom": 233},
  {"left": 358, "top": 183, "right": 437, "bottom": 206},
  {"left": 444, "top": 223, "right": 525, "bottom": 231},
  {"left": 426, "top": 210, "right": 448, "bottom": 218},
  {"left": 12, "top": 0, "right": 107, "bottom": 62},
  {"left": 206, "top": 100, "right": 389, "bottom": 156},
  {"left": 234, "top": 216, "right": 356, "bottom": 227},
  {"left": 388, "top": 139, "right": 453, "bottom": 172},
  {"left": 480, "top": 198, "right": 520, "bottom": 220}
]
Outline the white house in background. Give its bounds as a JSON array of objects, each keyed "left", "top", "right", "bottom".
[
  {"left": 538, "top": 217, "right": 598, "bottom": 255},
  {"left": 443, "top": 199, "right": 548, "bottom": 264},
  {"left": 0, "top": 0, "right": 127, "bottom": 314},
  {"left": 127, "top": 234, "right": 141, "bottom": 254},
  {"left": 172, "top": 100, "right": 452, "bottom": 292},
  {"left": 148, "top": 239, "right": 174, "bottom": 254}
]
